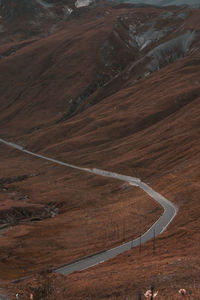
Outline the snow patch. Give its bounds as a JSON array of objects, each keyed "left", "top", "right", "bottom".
[
  {"left": 63, "top": 6, "right": 73, "bottom": 17},
  {"left": 36, "top": 0, "right": 54, "bottom": 8},
  {"left": 75, "top": 0, "right": 93, "bottom": 8},
  {"left": 176, "top": 12, "right": 188, "bottom": 20}
]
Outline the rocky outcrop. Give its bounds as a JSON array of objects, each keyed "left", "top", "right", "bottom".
[
  {"left": 146, "top": 31, "right": 196, "bottom": 72},
  {"left": 0, "top": 0, "right": 41, "bottom": 19},
  {"left": 63, "top": 9, "right": 198, "bottom": 118}
]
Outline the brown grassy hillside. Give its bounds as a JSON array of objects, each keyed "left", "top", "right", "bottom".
[{"left": 0, "top": 3, "right": 200, "bottom": 299}]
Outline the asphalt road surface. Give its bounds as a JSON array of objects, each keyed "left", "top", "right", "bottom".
[{"left": 0, "top": 138, "right": 178, "bottom": 276}]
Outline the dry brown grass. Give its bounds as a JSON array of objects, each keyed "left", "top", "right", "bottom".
[
  {"left": 0, "top": 5, "right": 200, "bottom": 300},
  {"left": 0, "top": 144, "right": 162, "bottom": 283}
]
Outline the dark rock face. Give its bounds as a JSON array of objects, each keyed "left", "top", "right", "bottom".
[
  {"left": 0, "top": 0, "right": 76, "bottom": 43},
  {"left": 0, "top": 0, "right": 75, "bottom": 21},
  {"left": 63, "top": 10, "right": 198, "bottom": 119},
  {"left": 0, "top": 0, "right": 40, "bottom": 19}
]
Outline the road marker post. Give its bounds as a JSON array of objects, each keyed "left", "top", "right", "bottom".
[
  {"left": 153, "top": 229, "right": 156, "bottom": 255},
  {"left": 123, "top": 220, "right": 126, "bottom": 242},
  {"left": 139, "top": 234, "right": 142, "bottom": 254}
]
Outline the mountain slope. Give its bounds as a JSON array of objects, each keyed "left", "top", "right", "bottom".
[
  {"left": 0, "top": 2, "right": 200, "bottom": 299},
  {"left": 0, "top": 6, "right": 199, "bottom": 137}
]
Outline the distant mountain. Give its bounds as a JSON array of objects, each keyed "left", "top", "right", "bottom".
[{"left": 113, "top": 0, "right": 200, "bottom": 7}]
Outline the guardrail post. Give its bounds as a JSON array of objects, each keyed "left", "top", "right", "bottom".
[{"left": 153, "top": 229, "right": 156, "bottom": 255}]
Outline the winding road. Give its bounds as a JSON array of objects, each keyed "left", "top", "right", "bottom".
[{"left": 0, "top": 138, "right": 177, "bottom": 276}]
